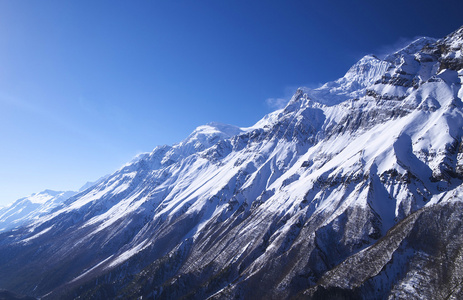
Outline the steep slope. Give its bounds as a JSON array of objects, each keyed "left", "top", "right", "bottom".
[
  {"left": 0, "top": 26, "right": 462, "bottom": 299},
  {"left": 303, "top": 199, "right": 463, "bottom": 300}
]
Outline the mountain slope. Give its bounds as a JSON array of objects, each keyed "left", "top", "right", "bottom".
[
  {"left": 0, "top": 26, "right": 463, "bottom": 299},
  {"left": 0, "top": 190, "right": 76, "bottom": 233},
  {"left": 0, "top": 177, "right": 109, "bottom": 233}
]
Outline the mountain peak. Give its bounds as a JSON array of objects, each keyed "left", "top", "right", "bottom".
[
  {"left": 384, "top": 36, "right": 437, "bottom": 62},
  {"left": 194, "top": 122, "right": 244, "bottom": 137},
  {"left": 297, "top": 53, "right": 390, "bottom": 106},
  {"left": 179, "top": 122, "right": 244, "bottom": 152},
  {"left": 2, "top": 26, "right": 463, "bottom": 300}
]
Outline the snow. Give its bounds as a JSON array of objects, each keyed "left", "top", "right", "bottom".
[
  {"left": 107, "top": 239, "right": 150, "bottom": 268},
  {"left": 246, "top": 109, "right": 284, "bottom": 130},
  {"left": 70, "top": 255, "right": 114, "bottom": 283},
  {"left": 82, "top": 189, "right": 145, "bottom": 234},
  {"left": 78, "top": 175, "right": 110, "bottom": 192},
  {"left": 300, "top": 54, "right": 391, "bottom": 106},
  {"left": 384, "top": 36, "right": 437, "bottom": 62},
  {"left": 0, "top": 190, "right": 76, "bottom": 232},
  {"left": 3, "top": 27, "right": 463, "bottom": 279},
  {"left": 21, "top": 225, "right": 54, "bottom": 243},
  {"left": 175, "top": 122, "right": 245, "bottom": 155}
]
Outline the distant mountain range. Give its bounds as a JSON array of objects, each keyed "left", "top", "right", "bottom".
[
  {"left": 1, "top": 26, "right": 463, "bottom": 299},
  {"left": 0, "top": 177, "right": 108, "bottom": 233}
]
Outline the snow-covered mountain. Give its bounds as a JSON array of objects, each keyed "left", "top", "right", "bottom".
[
  {"left": 0, "top": 190, "right": 76, "bottom": 233},
  {"left": 0, "top": 177, "right": 109, "bottom": 233},
  {"left": 1, "top": 26, "right": 463, "bottom": 299}
]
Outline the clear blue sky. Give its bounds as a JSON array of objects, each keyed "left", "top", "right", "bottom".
[{"left": 1, "top": 0, "right": 462, "bottom": 206}]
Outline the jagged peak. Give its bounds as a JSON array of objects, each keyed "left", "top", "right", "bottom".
[
  {"left": 191, "top": 122, "right": 244, "bottom": 137},
  {"left": 284, "top": 88, "right": 310, "bottom": 109},
  {"left": 2, "top": 26, "right": 463, "bottom": 300},
  {"left": 181, "top": 122, "right": 244, "bottom": 149},
  {"left": 384, "top": 36, "right": 437, "bottom": 62},
  {"left": 293, "top": 54, "right": 390, "bottom": 106},
  {"left": 347, "top": 54, "right": 380, "bottom": 68},
  {"left": 341, "top": 54, "right": 389, "bottom": 82},
  {"left": 441, "top": 25, "right": 463, "bottom": 41},
  {"left": 438, "top": 25, "right": 463, "bottom": 55}
]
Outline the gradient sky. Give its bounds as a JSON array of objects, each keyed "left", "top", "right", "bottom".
[{"left": 1, "top": 0, "right": 463, "bottom": 206}]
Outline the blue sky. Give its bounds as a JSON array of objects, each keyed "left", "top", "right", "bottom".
[{"left": 1, "top": 0, "right": 462, "bottom": 206}]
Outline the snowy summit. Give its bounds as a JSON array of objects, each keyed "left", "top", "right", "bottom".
[{"left": 1, "top": 26, "right": 463, "bottom": 300}]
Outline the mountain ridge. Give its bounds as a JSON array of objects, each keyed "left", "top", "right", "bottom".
[{"left": 1, "top": 26, "right": 463, "bottom": 299}]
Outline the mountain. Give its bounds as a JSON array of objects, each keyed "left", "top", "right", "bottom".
[
  {"left": 0, "top": 190, "right": 77, "bottom": 233},
  {"left": 0, "top": 26, "right": 463, "bottom": 299},
  {"left": 0, "top": 177, "right": 109, "bottom": 234}
]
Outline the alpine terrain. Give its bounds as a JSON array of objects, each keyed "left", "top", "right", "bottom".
[{"left": 1, "top": 26, "right": 463, "bottom": 299}]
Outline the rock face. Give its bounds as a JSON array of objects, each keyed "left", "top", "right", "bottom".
[
  {"left": 1, "top": 26, "right": 463, "bottom": 300},
  {"left": 303, "top": 201, "right": 463, "bottom": 300}
]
